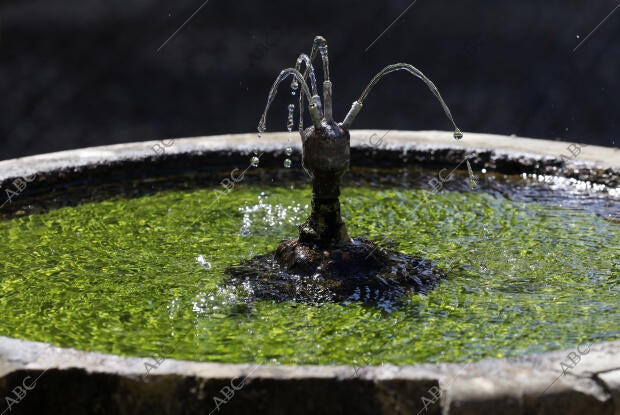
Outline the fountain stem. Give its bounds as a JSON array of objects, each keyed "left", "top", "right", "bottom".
[
  {"left": 297, "top": 121, "right": 351, "bottom": 247},
  {"left": 299, "top": 189, "right": 349, "bottom": 247}
]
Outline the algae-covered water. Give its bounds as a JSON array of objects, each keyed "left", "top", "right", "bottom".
[{"left": 0, "top": 173, "right": 618, "bottom": 366}]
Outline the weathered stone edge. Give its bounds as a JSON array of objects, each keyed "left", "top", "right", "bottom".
[
  {"left": 1, "top": 336, "right": 619, "bottom": 414},
  {"left": 1, "top": 130, "right": 618, "bottom": 182}
]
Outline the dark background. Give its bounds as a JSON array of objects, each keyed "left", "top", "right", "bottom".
[{"left": 1, "top": 0, "right": 618, "bottom": 161}]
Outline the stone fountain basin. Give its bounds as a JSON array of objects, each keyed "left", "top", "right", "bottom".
[{"left": 0, "top": 130, "right": 618, "bottom": 414}]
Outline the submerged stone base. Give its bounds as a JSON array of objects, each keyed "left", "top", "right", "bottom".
[{"left": 225, "top": 238, "right": 444, "bottom": 306}]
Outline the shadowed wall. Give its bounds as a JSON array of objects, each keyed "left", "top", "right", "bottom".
[{"left": 0, "top": 0, "right": 618, "bottom": 161}]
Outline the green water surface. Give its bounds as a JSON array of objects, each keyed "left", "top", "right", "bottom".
[{"left": 0, "top": 184, "right": 618, "bottom": 366}]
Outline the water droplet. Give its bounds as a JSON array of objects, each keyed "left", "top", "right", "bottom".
[
  {"left": 290, "top": 79, "right": 299, "bottom": 96},
  {"left": 576, "top": 35, "right": 580, "bottom": 39},
  {"left": 252, "top": 147, "right": 259, "bottom": 156},
  {"left": 466, "top": 159, "right": 478, "bottom": 189},
  {"left": 283, "top": 158, "right": 292, "bottom": 168},
  {"left": 453, "top": 129, "right": 463, "bottom": 140},
  {"left": 285, "top": 146, "right": 293, "bottom": 156},
  {"left": 250, "top": 156, "right": 259, "bottom": 167},
  {"left": 287, "top": 104, "right": 295, "bottom": 132},
  {"left": 195, "top": 255, "right": 212, "bottom": 271}
]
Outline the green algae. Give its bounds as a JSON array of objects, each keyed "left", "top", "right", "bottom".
[{"left": 0, "top": 183, "right": 618, "bottom": 366}]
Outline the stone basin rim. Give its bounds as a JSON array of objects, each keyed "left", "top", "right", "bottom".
[
  {"left": 1, "top": 130, "right": 618, "bottom": 182},
  {"left": 0, "top": 336, "right": 619, "bottom": 414}
]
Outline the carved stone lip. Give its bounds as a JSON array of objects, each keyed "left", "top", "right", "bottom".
[
  {"left": 0, "top": 335, "right": 619, "bottom": 413},
  {"left": 1, "top": 130, "right": 618, "bottom": 184},
  {"left": 0, "top": 131, "right": 618, "bottom": 413}
]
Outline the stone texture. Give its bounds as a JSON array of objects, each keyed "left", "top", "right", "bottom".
[
  {"left": 1, "top": 130, "right": 618, "bottom": 184},
  {"left": 1, "top": 336, "right": 619, "bottom": 414},
  {"left": 599, "top": 370, "right": 620, "bottom": 415}
]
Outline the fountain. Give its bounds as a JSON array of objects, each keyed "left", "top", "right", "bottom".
[
  {"left": 0, "top": 37, "right": 618, "bottom": 415},
  {"left": 227, "top": 36, "right": 464, "bottom": 305}
]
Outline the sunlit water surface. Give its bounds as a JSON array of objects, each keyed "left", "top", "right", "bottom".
[{"left": 0, "top": 169, "right": 618, "bottom": 365}]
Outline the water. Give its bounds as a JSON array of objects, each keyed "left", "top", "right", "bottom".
[
  {"left": 195, "top": 255, "right": 212, "bottom": 271},
  {"left": 258, "top": 69, "right": 313, "bottom": 135},
  {"left": 356, "top": 63, "right": 461, "bottom": 134},
  {"left": 286, "top": 104, "right": 295, "bottom": 132},
  {"left": 293, "top": 54, "right": 317, "bottom": 97},
  {"left": 466, "top": 159, "right": 477, "bottom": 188},
  {"left": 283, "top": 104, "right": 295, "bottom": 168},
  {"left": 291, "top": 79, "right": 299, "bottom": 94},
  {"left": 258, "top": 36, "right": 463, "bottom": 141},
  {"left": 0, "top": 168, "right": 617, "bottom": 366}
]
